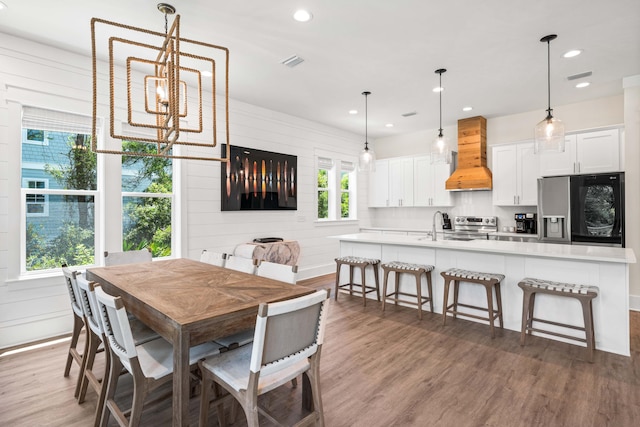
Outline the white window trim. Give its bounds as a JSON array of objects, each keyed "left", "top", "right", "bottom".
[{"left": 315, "top": 151, "right": 358, "bottom": 222}]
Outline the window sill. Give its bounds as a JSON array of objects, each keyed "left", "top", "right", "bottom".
[{"left": 314, "top": 219, "right": 359, "bottom": 227}]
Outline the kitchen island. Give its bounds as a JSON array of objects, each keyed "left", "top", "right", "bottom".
[{"left": 330, "top": 233, "right": 636, "bottom": 356}]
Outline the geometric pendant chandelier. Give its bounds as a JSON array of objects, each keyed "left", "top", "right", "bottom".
[{"left": 90, "top": 3, "right": 231, "bottom": 161}]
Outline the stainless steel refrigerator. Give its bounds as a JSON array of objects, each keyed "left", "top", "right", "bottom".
[{"left": 538, "top": 172, "right": 625, "bottom": 247}]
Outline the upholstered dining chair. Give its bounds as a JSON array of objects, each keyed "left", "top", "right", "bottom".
[
  {"left": 255, "top": 261, "right": 298, "bottom": 284},
  {"left": 224, "top": 255, "right": 257, "bottom": 275},
  {"left": 94, "top": 286, "right": 224, "bottom": 427},
  {"left": 200, "top": 250, "right": 228, "bottom": 267},
  {"left": 104, "top": 248, "right": 152, "bottom": 266},
  {"left": 75, "top": 275, "right": 160, "bottom": 426},
  {"left": 198, "top": 289, "right": 331, "bottom": 427},
  {"left": 61, "top": 264, "right": 86, "bottom": 397}
]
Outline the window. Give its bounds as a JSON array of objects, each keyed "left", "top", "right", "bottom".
[
  {"left": 21, "top": 107, "right": 97, "bottom": 272},
  {"left": 121, "top": 141, "right": 173, "bottom": 257},
  {"left": 23, "top": 179, "right": 49, "bottom": 216},
  {"left": 316, "top": 154, "right": 357, "bottom": 221}
]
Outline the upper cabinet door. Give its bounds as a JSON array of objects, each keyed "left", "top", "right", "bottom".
[
  {"left": 576, "top": 129, "right": 620, "bottom": 174},
  {"left": 538, "top": 135, "right": 577, "bottom": 176},
  {"left": 431, "top": 162, "right": 454, "bottom": 207},
  {"left": 388, "top": 158, "right": 414, "bottom": 207},
  {"left": 492, "top": 145, "right": 518, "bottom": 205},
  {"left": 368, "top": 159, "right": 389, "bottom": 207},
  {"left": 413, "top": 156, "right": 432, "bottom": 207},
  {"left": 517, "top": 142, "right": 539, "bottom": 205}
]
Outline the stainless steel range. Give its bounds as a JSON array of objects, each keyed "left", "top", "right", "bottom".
[{"left": 444, "top": 216, "right": 498, "bottom": 241}]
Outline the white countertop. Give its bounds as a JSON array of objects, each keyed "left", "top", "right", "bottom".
[{"left": 331, "top": 233, "right": 636, "bottom": 264}]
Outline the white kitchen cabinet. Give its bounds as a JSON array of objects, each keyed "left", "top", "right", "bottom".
[
  {"left": 413, "top": 156, "right": 454, "bottom": 207},
  {"left": 539, "top": 129, "right": 620, "bottom": 176},
  {"left": 492, "top": 142, "right": 538, "bottom": 206},
  {"left": 388, "top": 158, "right": 414, "bottom": 207},
  {"left": 368, "top": 159, "right": 389, "bottom": 207}
]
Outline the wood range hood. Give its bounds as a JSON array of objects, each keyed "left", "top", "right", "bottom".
[{"left": 445, "top": 116, "right": 493, "bottom": 191}]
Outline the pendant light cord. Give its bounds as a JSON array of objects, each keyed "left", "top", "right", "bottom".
[
  {"left": 363, "top": 91, "right": 370, "bottom": 150},
  {"left": 438, "top": 71, "right": 443, "bottom": 137},
  {"left": 546, "top": 38, "right": 551, "bottom": 116}
]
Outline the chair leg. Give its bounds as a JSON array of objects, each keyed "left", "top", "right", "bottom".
[
  {"left": 426, "top": 272, "right": 434, "bottom": 313},
  {"left": 452, "top": 280, "right": 460, "bottom": 319},
  {"left": 307, "top": 354, "right": 325, "bottom": 427},
  {"left": 65, "top": 314, "right": 84, "bottom": 378},
  {"left": 128, "top": 371, "right": 148, "bottom": 427},
  {"left": 349, "top": 265, "right": 355, "bottom": 296},
  {"left": 495, "top": 283, "right": 504, "bottom": 328},
  {"left": 372, "top": 264, "right": 380, "bottom": 301},
  {"left": 99, "top": 351, "right": 123, "bottom": 427},
  {"left": 415, "top": 273, "right": 423, "bottom": 320},
  {"left": 360, "top": 265, "right": 367, "bottom": 307},
  {"left": 527, "top": 293, "right": 536, "bottom": 335},
  {"left": 93, "top": 338, "right": 111, "bottom": 427},
  {"left": 199, "top": 368, "right": 211, "bottom": 427},
  {"left": 520, "top": 290, "right": 533, "bottom": 346},
  {"left": 580, "top": 298, "right": 595, "bottom": 363},
  {"left": 394, "top": 272, "right": 400, "bottom": 306},
  {"left": 442, "top": 278, "right": 452, "bottom": 326},
  {"left": 381, "top": 269, "right": 391, "bottom": 312},
  {"left": 485, "top": 284, "right": 496, "bottom": 338},
  {"left": 78, "top": 330, "right": 100, "bottom": 403},
  {"left": 74, "top": 318, "right": 90, "bottom": 398},
  {"left": 334, "top": 262, "right": 341, "bottom": 301}
]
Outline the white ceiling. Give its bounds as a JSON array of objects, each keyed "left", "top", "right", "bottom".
[{"left": 1, "top": 0, "right": 639, "bottom": 140}]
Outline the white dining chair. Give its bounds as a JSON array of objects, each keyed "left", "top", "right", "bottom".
[
  {"left": 224, "top": 255, "right": 257, "bottom": 275},
  {"left": 75, "top": 275, "right": 160, "bottom": 425},
  {"left": 200, "top": 250, "right": 227, "bottom": 267},
  {"left": 94, "top": 286, "right": 224, "bottom": 427},
  {"left": 255, "top": 261, "right": 298, "bottom": 284},
  {"left": 61, "top": 264, "right": 86, "bottom": 397},
  {"left": 198, "top": 289, "right": 331, "bottom": 427},
  {"left": 104, "top": 248, "right": 152, "bottom": 266}
]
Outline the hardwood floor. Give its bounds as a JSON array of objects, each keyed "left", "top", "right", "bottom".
[{"left": 1, "top": 273, "right": 639, "bottom": 426}]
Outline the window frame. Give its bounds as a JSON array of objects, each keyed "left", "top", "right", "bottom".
[{"left": 315, "top": 152, "right": 358, "bottom": 222}]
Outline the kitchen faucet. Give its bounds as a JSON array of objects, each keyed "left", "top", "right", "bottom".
[{"left": 432, "top": 210, "right": 444, "bottom": 241}]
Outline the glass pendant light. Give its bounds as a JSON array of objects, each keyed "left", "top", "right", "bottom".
[
  {"left": 358, "top": 91, "right": 376, "bottom": 172},
  {"left": 534, "top": 34, "right": 565, "bottom": 153},
  {"left": 431, "top": 69, "right": 452, "bottom": 164}
]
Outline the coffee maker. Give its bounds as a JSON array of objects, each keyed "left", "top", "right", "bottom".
[{"left": 515, "top": 213, "right": 537, "bottom": 234}]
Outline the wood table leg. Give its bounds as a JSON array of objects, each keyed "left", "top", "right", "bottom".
[{"left": 173, "top": 330, "right": 190, "bottom": 427}]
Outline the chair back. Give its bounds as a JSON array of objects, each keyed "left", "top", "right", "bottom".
[
  {"left": 94, "top": 286, "right": 138, "bottom": 373},
  {"left": 224, "top": 255, "right": 257, "bottom": 275},
  {"left": 256, "top": 261, "right": 298, "bottom": 284},
  {"left": 200, "top": 250, "right": 227, "bottom": 267},
  {"left": 104, "top": 248, "right": 152, "bottom": 266},
  {"left": 251, "top": 289, "right": 330, "bottom": 376},
  {"left": 76, "top": 274, "right": 104, "bottom": 337},
  {"left": 62, "top": 265, "right": 83, "bottom": 318}
]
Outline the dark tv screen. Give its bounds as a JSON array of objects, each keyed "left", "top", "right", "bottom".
[{"left": 221, "top": 145, "right": 297, "bottom": 211}]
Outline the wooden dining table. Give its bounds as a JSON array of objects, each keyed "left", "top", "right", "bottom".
[{"left": 86, "top": 258, "right": 314, "bottom": 427}]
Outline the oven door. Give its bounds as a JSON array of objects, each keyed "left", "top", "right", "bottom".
[
  {"left": 570, "top": 173, "right": 624, "bottom": 247},
  {"left": 443, "top": 231, "right": 488, "bottom": 241}
]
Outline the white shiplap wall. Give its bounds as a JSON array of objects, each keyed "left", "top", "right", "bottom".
[{"left": 0, "top": 32, "right": 370, "bottom": 349}]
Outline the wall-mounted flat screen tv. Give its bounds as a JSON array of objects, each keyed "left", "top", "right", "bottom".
[{"left": 221, "top": 145, "right": 297, "bottom": 211}]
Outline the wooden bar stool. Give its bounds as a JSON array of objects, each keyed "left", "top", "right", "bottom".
[
  {"left": 440, "top": 268, "right": 505, "bottom": 338},
  {"left": 518, "top": 277, "right": 599, "bottom": 363},
  {"left": 334, "top": 256, "right": 381, "bottom": 307},
  {"left": 381, "top": 261, "right": 434, "bottom": 319}
]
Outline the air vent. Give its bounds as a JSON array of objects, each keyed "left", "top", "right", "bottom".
[
  {"left": 401, "top": 111, "right": 417, "bottom": 117},
  {"left": 567, "top": 71, "right": 592, "bottom": 81},
  {"left": 280, "top": 55, "right": 304, "bottom": 68}
]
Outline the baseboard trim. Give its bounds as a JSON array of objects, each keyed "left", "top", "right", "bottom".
[{"left": 630, "top": 294, "right": 640, "bottom": 312}]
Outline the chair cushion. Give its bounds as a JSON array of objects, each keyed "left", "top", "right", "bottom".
[
  {"left": 137, "top": 340, "right": 223, "bottom": 380},
  {"left": 442, "top": 268, "right": 505, "bottom": 282},
  {"left": 382, "top": 261, "right": 434, "bottom": 272},
  {"left": 201, "top": 344, "right": 310, "bottom": 395},
  {"left": 519, "top": 277, "right": 599, "bottom": 296},
  {"left": 335, "top": 256, "right": 380, "bottom": 265}
]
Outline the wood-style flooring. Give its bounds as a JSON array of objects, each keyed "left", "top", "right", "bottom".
[{"left": 1, "top": 273, "right": 639, "bottom": 426}]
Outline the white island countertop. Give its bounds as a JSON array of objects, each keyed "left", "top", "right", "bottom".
[{"left": 330, "top": 233, "right": 636, "bottom": 264}]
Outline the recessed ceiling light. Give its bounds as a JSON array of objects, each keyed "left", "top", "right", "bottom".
[
  {"left": 462, "top": 106, "right": 473, "bottom": 112},
  {"left": 201, "top": 70, "right": 213, "bottom": 77},
  {"left": 563, "top": 49, "right": 582, "bottom": 58},
  {"left": 432, "top": 87, "right": 443, "bottom": 93},
  {"left": 385, "top": 123, "right": 394, "bottom": 128},
  {"left": 576, "top": 82, "right": 590, "bottom": 88},
  {"left": 293, "top": 9, "right": 313, "bottom": 22},
  {"left": 349, "top": 110, "right": 358, "bottom": 115}
]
